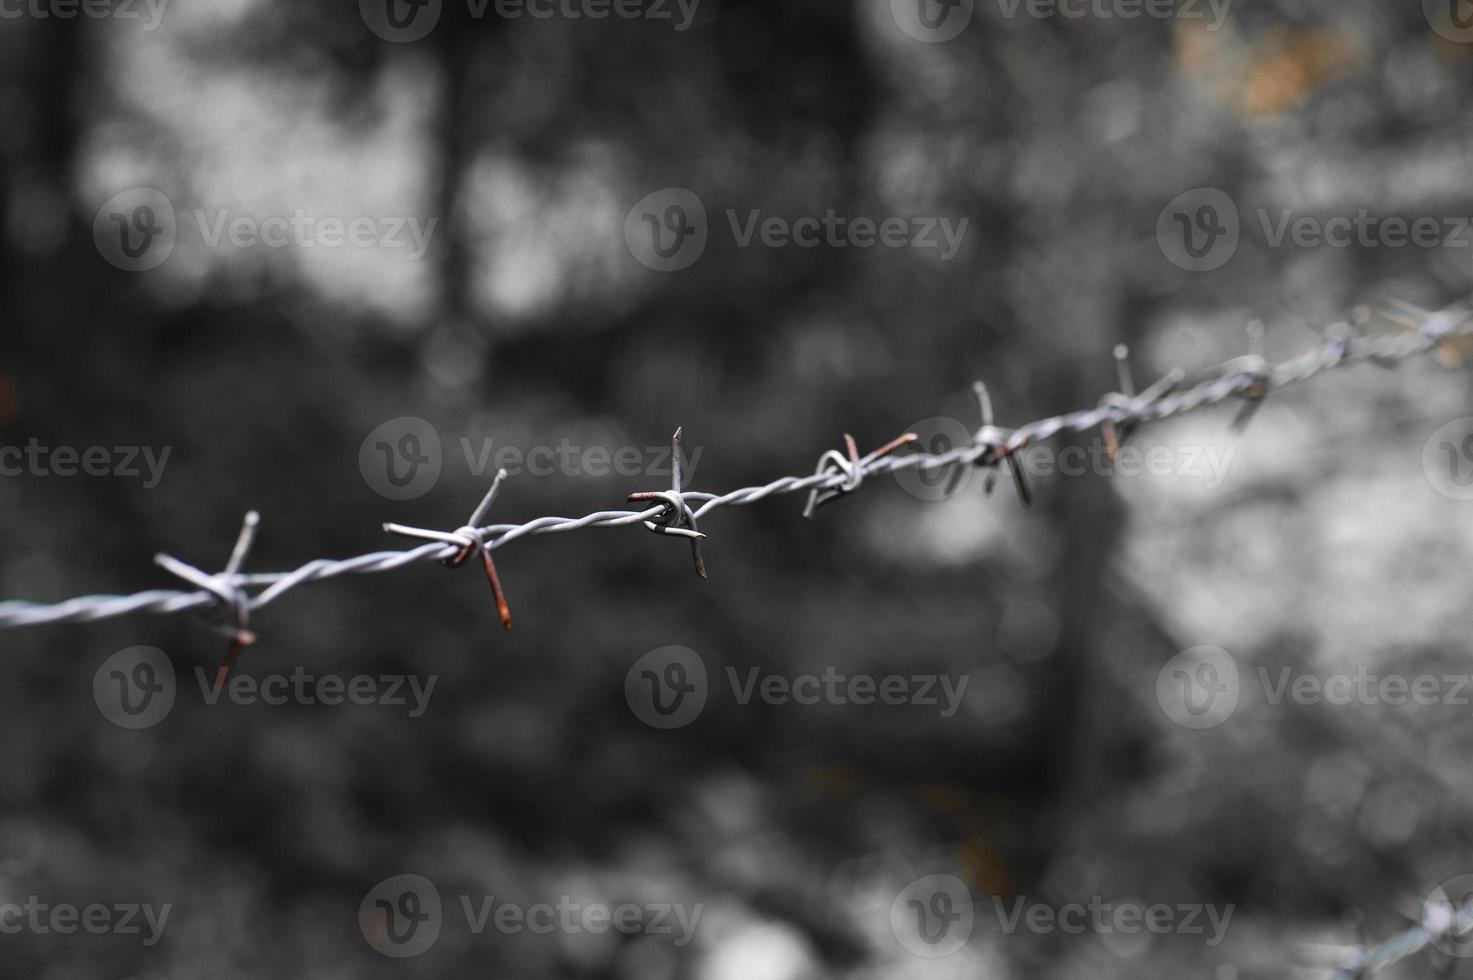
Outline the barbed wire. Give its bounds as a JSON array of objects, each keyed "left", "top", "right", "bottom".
[
  {"left": 0, "top": 299, "right": 1469, "bottom": 662},
  {"left": 1328, "top": 895, "right": 1473, "bottom": 978}
]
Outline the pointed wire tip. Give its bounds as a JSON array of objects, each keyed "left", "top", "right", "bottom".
[
  {"left": 479, "top": 550, "right": 513, "bottom": 630},
  {"left": 1009, "top": 457, "right": 1033, "bottom": 509},
  {"left": 214, "top": 630, "right": 256, "bottom": 687}
]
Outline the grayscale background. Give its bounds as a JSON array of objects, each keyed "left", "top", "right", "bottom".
[{"left": 2, "top": 0, "right": 1473, "bottom": 977}]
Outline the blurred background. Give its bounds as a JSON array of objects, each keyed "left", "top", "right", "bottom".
[{"left": 3, "top": 0, "right": 1473, "bottom": 976}]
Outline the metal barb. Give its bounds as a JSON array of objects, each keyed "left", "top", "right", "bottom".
[
  {"left": 1330, "top": 895, "right": 1473, "bottom": 980},
  {"left": 384, "top": 470, "right": 515, "bottom": 630},
  {"left": 966, "top": 382, "right": 1031, "bottom": 508},
  {"left": 629, "top": 428, "right": 707, "bottom": 578},
  {"left": 803, "top": 431, "right": 918, "bottom": 518},
  {"left": 1227, "top": 320, "right": 1270, "bottom": 433},
  {"left": 154, "top": 511, "right": 260, "bottom": 683},
  {"left": 1100, "top": 344, "right": 1183, "bottom": 461},
  {"left": 1377, "top": 298, "right": 1473, "bottom": 367}
]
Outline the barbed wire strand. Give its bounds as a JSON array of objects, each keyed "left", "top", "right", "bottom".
[
  {"left": 1330, "top": 897, "right": 1473, "bottom": 978},
  {"left": 0, "top": 301, "right": 1468, "bottom": 639}
]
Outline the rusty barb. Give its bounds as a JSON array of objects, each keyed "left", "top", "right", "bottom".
[
  {"left": 946, "top": 381, "right": 1032, "bottom": 507},
  {"left": 1371, "top": 297, "right": 1473, "bottom": 368},
  {"left": 384, "top": 469, "right": 515, "bottom": 630},
  {"left": 1098, "top": 344, "right": 1184, "bottom": 461},
  {"left": 803, "top": 431, "right": 918, "bottom": 518},
  {"left": 1221, "top": 319, "right": 1271, "bottom": 433},
  {"left": 629, "top": 427, "right": 707, "bottom": 579},
  {"left": 154, "top": 511, "right": 260, "bottom": 685}
]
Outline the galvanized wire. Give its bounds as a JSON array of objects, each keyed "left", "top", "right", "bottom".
[
  {"left": 1332, "top": 898, "right": 1473, "bottom": 978},
  {"left": 0, "top": 302, "right": 1468, "bottom": 632}
]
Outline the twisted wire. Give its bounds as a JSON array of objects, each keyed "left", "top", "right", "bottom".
[
  {"left": 1332, "top": 899, "right": 1473, "bottom": 978},
  {"left": 0, "top": 304, "right": 1467, "bottom": 631}
]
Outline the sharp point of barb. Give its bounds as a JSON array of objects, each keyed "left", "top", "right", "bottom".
[{"left": 385, "top": 482, "right": 517, "bottom": 631}]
